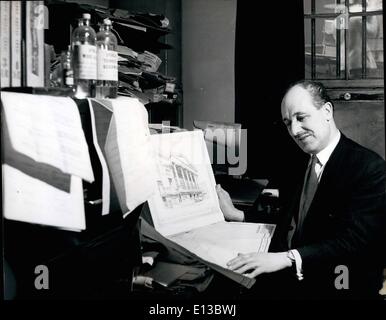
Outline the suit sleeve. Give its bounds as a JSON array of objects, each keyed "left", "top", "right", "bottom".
[{"left": 297, "top": 156, "right": 386, "bottom": 271}]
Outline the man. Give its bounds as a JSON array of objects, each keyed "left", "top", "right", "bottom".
[{"left": 217, "top": 80, "right": 386, "bottom": 299}]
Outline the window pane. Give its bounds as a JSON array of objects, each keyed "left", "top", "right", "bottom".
[
  {"left": 348, "top": 16, "right": 363, "bottom": 79},
  {"left": 367, "top": 14, "right": 383, "bottom": 78},
  {"left": 366, "top": 0, "right": 382, "bottom": 11},
  {"left": 315, "top": 18, "right": 337, "bottom": 79},
  {"left": 347, "top": 0, "right": 382, "bottom": 12},
  {"left": 304, "top": 0, "right": 311, "bottom": 14},
  {"left": 315, "top": 0, "right": 340, "bottom": 13},
  {"left": 304, "top": 18, "right": 312, "bottom": 78},
  {"left": 339, "top": 27, "right": 346, "bottom": 78},
  {"left": 349, "top": 1, "right": 364, "bottom": 13}
]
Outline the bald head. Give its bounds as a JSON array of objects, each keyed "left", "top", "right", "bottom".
[
  {"left": 281, "top": 81, "right": 338, "bottom": 154},
  {"left": 285, "top": 81, "right": 333, "bottom": 109}
]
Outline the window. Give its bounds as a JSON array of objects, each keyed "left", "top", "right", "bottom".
[{"left": 304, "top": 0, "right": 383, "bottom": 84}]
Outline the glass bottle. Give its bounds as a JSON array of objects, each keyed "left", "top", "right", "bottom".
[
  {"left": 96, "top": 18, "right": 118, "bottom": 99},
  {"left": 71, "top": 13, "right": 97, "bottom": 98},
  {"left": 61, "top": 45, "right": 74, "bottom": 89}
]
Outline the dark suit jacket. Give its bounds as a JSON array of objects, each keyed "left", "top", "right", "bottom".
[{"left": 248, "top": 133, "right": 386, "bottom": 299}]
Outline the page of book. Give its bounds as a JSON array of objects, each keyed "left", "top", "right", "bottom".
[
  {"left": 169, "top": 221, "right": 276, "bottom": 269},
  {"left": 148, "top": 130, "right": 225, "bottom": 236}
]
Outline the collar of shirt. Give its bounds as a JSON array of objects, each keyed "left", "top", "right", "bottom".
[{"left": 310, "top": 131, "right": 341, "bottom": 181}]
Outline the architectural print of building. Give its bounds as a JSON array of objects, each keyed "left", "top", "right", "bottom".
[{"left": 156, "top": 154, "right": 205, "bottom": 208}]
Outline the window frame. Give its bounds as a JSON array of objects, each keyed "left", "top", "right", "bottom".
[{"left": 304, "top": 0, "right": 384, "bottom": 88}]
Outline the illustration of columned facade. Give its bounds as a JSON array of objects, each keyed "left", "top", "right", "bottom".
[{"left": 156, "top": 154, "right": 204, "bottom": 208}]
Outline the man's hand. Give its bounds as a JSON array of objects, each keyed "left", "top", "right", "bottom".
[
  {"left": 227, "top": 252, "right": 292, "bottom": 278},
  {"left": 216, "top": 184, "right": 245, "bottom": 222}
]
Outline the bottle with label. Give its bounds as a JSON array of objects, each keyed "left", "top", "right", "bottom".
[
  {"left": 96, "top": 18, "right": 118, "bottom": 99},
  {"left": 61, "top": 45, "right": 74, "bottom": 90},
  {"left": 71, "top": 13, "right": 97, "bottom": 98}
]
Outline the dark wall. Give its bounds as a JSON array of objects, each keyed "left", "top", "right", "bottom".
[
  {"left": 235, "top": 1, "right": 307, "bottom": 188},
  {"left": 334, "top": 100, "right": 385, "bottom": 159},
  {"left": 182, "top": 0, "right": 237, "bottom": 129}
]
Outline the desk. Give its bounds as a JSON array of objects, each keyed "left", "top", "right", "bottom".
[
  {"left": 4, "top": 207, "right": 141, "bottom": 299},
  {"left": 214, "top": 175, "right": 268, "bottom": 207}
]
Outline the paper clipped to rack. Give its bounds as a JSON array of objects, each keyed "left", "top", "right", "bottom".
[
  {"left": 87, "top": 99, "right": 111, "bottom": 215},
  {"left": 1, "top": 92, "right": 94, "bottom": 182},
  {"left": 3, "top": 164, "right": 86, "bottom": 231},
  {"left": 104, "top": 97, "right": 157, "bottom": 217}
]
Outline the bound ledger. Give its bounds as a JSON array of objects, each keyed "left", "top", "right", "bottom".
[
  {"left": 101, "top": 100, "right": 276, "bottom": 286},
  {"left": 147, "top": 131, "right": 276, "bottom": 269}
]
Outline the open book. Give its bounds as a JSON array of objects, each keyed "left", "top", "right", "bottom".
[
  {"left": 147, "top": 131, "right": 275, "bottom": 269},
  {"left": 102, "top": 99, "right": 275, "bottom": 273}
]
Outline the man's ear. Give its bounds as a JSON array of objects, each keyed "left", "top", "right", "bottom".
[{"left": 322, "top": 102, "right": 334, "bottom": 121}]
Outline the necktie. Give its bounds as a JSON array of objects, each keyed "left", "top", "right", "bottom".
[{"left": 296, "top": 155, "right": 319, "bottom": 238}]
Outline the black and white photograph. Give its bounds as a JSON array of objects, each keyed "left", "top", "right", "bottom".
[{"left": 1, "top": 0, "right": 385, "bottom": 311}]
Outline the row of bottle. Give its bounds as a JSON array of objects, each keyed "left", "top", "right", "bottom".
[{"left": 63, "top": 13, "right": 118, "bottom": 99}]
